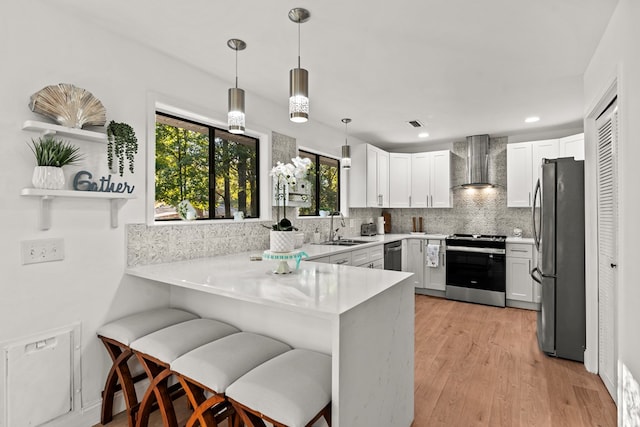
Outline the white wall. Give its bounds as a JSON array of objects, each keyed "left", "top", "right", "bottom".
[
  {"left": 584, "top": 0, "right": 640, "bottom": 417},
  {"left": 0, "top": 1, "right": 355, "bottom": 425}
]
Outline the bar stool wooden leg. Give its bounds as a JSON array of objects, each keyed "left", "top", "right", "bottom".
[
  {"left": 135, "top": 355, "right": 178, "bottom": 427},
  {"left": 99, "top": 336, "right": 141, "bottom": 427}
]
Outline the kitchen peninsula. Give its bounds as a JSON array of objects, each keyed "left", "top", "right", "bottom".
[{"left": 126, "top": 250, "right": 414, "bottom": 427}]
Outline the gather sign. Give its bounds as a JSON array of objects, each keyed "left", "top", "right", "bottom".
[{"left": 72, "top": 170, "right": 135, "bottom": 194}]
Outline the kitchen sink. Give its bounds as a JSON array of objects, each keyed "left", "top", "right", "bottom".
[{"left": 317, "top": 239, "right": 370, "bottom": 246}]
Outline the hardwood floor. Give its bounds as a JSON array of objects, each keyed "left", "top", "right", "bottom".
[
  {"left": 414, "top": 295, "right": 616, "bottom": 426},
  {"left": 97, "top": 295, "right": 616, "bottom": 427}
]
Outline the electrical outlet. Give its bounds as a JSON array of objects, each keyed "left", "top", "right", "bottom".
[{"left": 21, "top": 238, "right": 65, "bottom": 265}]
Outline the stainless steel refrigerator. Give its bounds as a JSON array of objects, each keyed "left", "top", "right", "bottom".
[{"left": 531, "top": 157, "right": 585, "bottom": 362}]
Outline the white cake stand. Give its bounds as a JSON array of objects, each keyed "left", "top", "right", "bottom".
[{"left": 262, "top": 250, "right": 308, "bottom": 274}]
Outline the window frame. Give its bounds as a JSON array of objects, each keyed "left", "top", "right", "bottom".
[
  {"left": 147, "top": 97, "right": 271, "bottom": 226},
  {"left": 297, "top": 148, "right": 341, "bottom": 217}
]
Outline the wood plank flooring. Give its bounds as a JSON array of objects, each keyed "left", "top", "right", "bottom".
[
  {"left": 414, "top": 295, "right": 616, "bottom": 426},
  {"left": 97, "top": 295, "right": 616, "bottom": 427}
]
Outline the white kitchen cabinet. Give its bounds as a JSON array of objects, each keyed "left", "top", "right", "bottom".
[
  {"left": 559, "top": 133, "right": 584, "bottom": 160},
  {"left": 410, "top": 153, "right": 429, "bottom": 208},
  {"left": 506, "top": 142, "right": 533, "bottom": 207},
  {"left": 424, "top": 239, "right": 446, "bottom": 291},
  {"left": 329, "top": 252, "right": 352, "bottom": 266},
  {"left": 507, "top": 138, "right": 565, "bottom": 208},
  {"left": 352, "top": 244, "right": 384, "bottom": 269},
  {"left": 406, "top": 239, "right": 425, "bottom": 287},
  {"left": 407, "top": 239, "right": 446, "bottom": 291},
  {"left": 429, "top": 151, "right": 451, "bottom": 208},
  {"left": 387, "top": 150, "right": 451, "bottom": 209},
  {"left": 349, "top": 144, "right": 389, "bottom": 208},
  {"left": 506, "top": 243, "right": 535, "bottom": 303},
  {"left": 389, "top": 153, "right": 412, "bottom": 207}
]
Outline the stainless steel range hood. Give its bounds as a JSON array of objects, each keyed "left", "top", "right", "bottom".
[{"left": 462, "top": 135, "right": 494, "bottom": 189}]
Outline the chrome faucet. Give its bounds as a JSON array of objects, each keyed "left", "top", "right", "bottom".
[{"left": 329, "top": 211, "right": 346, "bottom": 241}]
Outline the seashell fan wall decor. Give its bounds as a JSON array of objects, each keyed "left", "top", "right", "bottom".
[{"left": 29, "top": 83, "right": 107, "bottom": 129}]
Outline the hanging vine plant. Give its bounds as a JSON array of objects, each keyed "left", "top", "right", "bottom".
[{"left": 107, "top": 120, "right": 138, "bottom": 176}]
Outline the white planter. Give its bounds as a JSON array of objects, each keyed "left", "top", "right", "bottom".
[
  {"left": 270, "top": 230, "right": 295, "bottom": 253},
  {"left": 32, "top": 166, "right": 65, "bottom": 190}
]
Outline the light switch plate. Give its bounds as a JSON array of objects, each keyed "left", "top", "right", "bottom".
[{"left": 21, "top": 238, "right": 65, "bottom": 265}]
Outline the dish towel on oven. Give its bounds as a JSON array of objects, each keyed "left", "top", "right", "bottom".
[{"left": 426, "top": 244, "right": 440, "bottom": 267}]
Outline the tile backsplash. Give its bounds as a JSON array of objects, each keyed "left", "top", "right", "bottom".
[{"left": 128, "top": 135, "right": 532, "bottom": 267}]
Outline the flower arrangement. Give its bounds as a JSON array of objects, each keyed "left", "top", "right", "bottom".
[{"left": 270, "top": 156, "right": 311, "bottom": 230}]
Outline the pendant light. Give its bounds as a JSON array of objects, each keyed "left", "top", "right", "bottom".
[
  {"left": 227, "top": 38, "right": 246, "bottom": 134},
  {"left": 288, "top": 8, "right": 310, "bottom": 123},
  {"left": 341, "top": 118, "right": 352, "bottom": 169}
]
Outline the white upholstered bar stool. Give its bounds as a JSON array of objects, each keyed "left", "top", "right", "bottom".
[
  {"left": 130, "top": 318, "right": 240, "bottom": 427},
  {"left": 170, "top": 332, "right": 292, "bottom": 427},
  {"left": 226, "top": 349, "right": 332, "bottom": 427},
  {"left": 97, "top": 308, "right": 199, "bottom": 427}
]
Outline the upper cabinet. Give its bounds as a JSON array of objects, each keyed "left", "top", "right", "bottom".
[
  {"left": 389, "top": 150, "right": 451, "bottom": 208},
  {"left": 350, "top": 144, "right": 390, "bottom": 208},
  {"left": 559, "top": 133, "right": 584, "bottom": 160},
  {"left": 389, "top": 153, "right": 412, "bottom": 208},
  {"left": 506, "top": 133, "right": 584, "bottom": 207}
]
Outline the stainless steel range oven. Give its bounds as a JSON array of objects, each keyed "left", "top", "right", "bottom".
[{"left": 445, "top": 234, "right": 506, "bottom": 307}]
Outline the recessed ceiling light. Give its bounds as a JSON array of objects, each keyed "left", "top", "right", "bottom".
[
  {"left": 418, "top": 132, "right": 429, "bottom": 138},
  {"left": 525, "top": 116, "right": 540, "bottom": 123}
]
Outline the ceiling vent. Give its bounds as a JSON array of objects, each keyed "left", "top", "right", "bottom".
[{"left": 407, "top": 120, "right": 423, "bottom": 128}]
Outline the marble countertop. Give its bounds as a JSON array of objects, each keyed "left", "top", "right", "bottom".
[
  {"left": 126, "top": 251, "right": 412, "bottom": 319},
  {"left": 303, "top": 233, "right": 448, "bottom": 260}
]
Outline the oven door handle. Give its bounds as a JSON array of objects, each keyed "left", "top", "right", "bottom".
[{"left": 446, "top": 246, "right": 506, "bottom": 255}]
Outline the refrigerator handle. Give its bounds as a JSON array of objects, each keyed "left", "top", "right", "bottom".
[
  {"left": 531, "top": 266, "right": 542, "bottom": 284},
  {"left": 532, "top": 178, "right": 541, "bottom": 251}
]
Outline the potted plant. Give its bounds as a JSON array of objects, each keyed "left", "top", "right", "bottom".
[
  {"left": 107, "top": 120, "right": 138, "bottom": 177},
  {"left": 29, "top": 136, "right": 83, "bottom": 189},
  {"left": 268, "top": 156, "right": 311, "bottom": 252}
]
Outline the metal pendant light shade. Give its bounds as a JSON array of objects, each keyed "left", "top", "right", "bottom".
[
  {"left": 289, "top": 68, "right": 309, "bottom": 123},
  {"left": 341, "top": 118, "right": 352, "bottom": 169},
  {"left": 227, "top": 38, "right": 246, "bottom": 134},
  {"left": 228, "top": 87, "right": 245, "bottom": 134},
  {"left": 289, "top": 8, "right": 310, "bottom": 123}
]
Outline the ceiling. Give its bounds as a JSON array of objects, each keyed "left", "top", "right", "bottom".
[{"left": 49, "top": 0, "right": 617, "bottom": 148}]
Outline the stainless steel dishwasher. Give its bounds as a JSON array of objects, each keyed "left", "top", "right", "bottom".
[{"left": 384, "top": 241, "right": 402, "bottom": 271}]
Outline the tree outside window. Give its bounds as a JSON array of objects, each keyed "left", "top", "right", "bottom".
[
  {"left": 155, "top": 112, "right": 259, "bottom": 220},
  {"left": 298, "top": 149, "right": 340, "bottom": 216}
]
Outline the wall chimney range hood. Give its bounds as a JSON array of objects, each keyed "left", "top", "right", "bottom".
[{"left": 462, "top": 134, "right": 494, "bottom": 189}]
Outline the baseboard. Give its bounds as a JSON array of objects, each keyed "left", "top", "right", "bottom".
[
  {"left": 506, "top": 299, "right": 540, "bottom": 311},
  {"left": 414, "top": 288, "right": 446, "bottom": 298},
  {"left": 42, "top": 401, "right": 100, "bottom": 427}
]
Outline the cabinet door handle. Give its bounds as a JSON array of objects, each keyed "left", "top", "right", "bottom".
[
  {"left": 441, "top": 253, "right": 445, "bottom": 266},
  {"left": 430, "top": 195, "right": 433, "bottom": 207},
  {"left": 510, "top": 249, "right": 528, "bottom": 253},
  {"left": 335, "top": 259, "right": 349, "bottom": 265},
  {"left": 409, "top": 195, "right": 412, "bottom": 206},
  {"left": 529, "top": 191, "right": 531, "bottom": 206}
]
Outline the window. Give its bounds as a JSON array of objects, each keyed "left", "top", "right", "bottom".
[
  {"left": 298, "top": 149, "right": 340, "bottom": 216},
  {"left": 155, "top": 112, "right": 259, "bottom": 220}
]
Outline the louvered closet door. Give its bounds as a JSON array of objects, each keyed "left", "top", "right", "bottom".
[{"left": 596, "top": 99, "right": 618, "bottom": 402}]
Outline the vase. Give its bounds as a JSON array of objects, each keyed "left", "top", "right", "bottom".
[
  {"left": 270, "top": 230, "right": 295, "bottom": 253},
  {"left": 32, "top": 166, "right": 65, "bottom": 190}
]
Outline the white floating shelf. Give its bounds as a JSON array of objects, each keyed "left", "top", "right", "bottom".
[
  {"left": 21, "top": 188, "right": 135, "bottom": 230},
  {"left": 22, "top": 120, "right": 107, "bottom": 143}
]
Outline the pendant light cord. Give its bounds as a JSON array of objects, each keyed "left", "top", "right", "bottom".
[
  {"left": 297, "top": 20, "right": 301, "bottom": 68},
  {"left": 235, "top": 48, "right": 239, "bottom": 88},
  {"left": 345, "top": 121, "right": 349, "bottom": 146}
]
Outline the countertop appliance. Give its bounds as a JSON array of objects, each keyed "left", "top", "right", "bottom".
[
  {"left": 445, "top": 234, "right": 507, "bottom": 307},
  {"left": 384, "top": 240, "right": 402, "bottom": 271},
  {"left": 360, "top": 223, "right": 377, "bottom": 236},
  {"left": 531, "top": 157, "right": 585, "bottom": 362}
]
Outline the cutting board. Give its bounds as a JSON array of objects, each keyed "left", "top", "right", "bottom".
[{"left": 383, "top": 212, "right": 391, "bottom": 233}]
